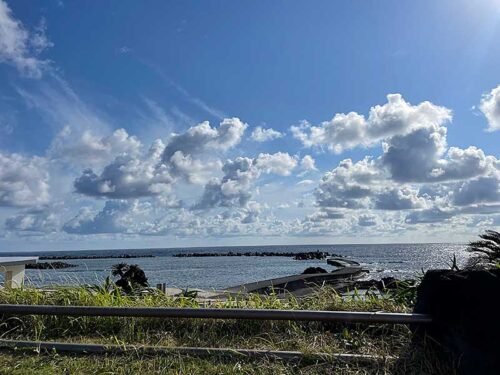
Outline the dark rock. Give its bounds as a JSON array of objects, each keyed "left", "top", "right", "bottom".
[
  {"left": 40, "top": 254, "right": 154, "bottom": 260},
  {"left": 413, "top": 269, "right": 500, "bottom": 375},
  {"left": 26, "top": 262, "right": 77, "bottom": 270},
  {"left": 302, "top": 267, "right": 327, "bottom": 274},
  {"left": 174, "top": 251, "right": 331, "bottom": 259},
  {"left": 293, "top": 251, "right": 329, "bottom": 260},
  {"left": 353, "top": 277, "right": 401, "bottom": 290}
]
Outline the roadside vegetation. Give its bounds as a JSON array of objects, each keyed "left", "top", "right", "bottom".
[
  {"left": 0, "top": 281, "right": 454, "bottom": 374},
  {"left": 8, "top": 229, "right": 500, "bottom": 374}
]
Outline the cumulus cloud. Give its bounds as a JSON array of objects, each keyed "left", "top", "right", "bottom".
[
  {"left": 404, "top": 207, "right": 454, "bottom": 224},
  {"left": 451, "top": 175, "right": 500, "bottom": 206},
  {"left": 50, "top": 126, "right": 142, "bottom": 168},
  {"left": 358, "top": 214, "right": 377, "bottom": 227},
  {"left": 0, "top": 0, "right": 52, "bottom": 77},
  {"left": 74, "top": 140, "right": 173, "bottom": 199},
  {"left": 0, "top": 152, "right": 50, "bottom": 207},
  {"left": 374, "top": 187, "right": 427, "bottom": 210},
  {"left": 5, "top": 207, "right": 58, "bottom": 234},
  {"left": 315, "top": 158, "right": 381, "bottom": 209},
  {"left": 168, "top": 151, "right": 222, "bottom": 185},
  {"left": 162, "top": 118, "right": 247, "bottom": 161},
  {"left": 63, "top": 200, "right": 149, "bottom": 235},
  {"left": 300, "top": 155, "right": 317, "bottom": 172},
  {"left": 161, "top": 117, "right": 247, "bottom": 183},
  {"left": 194, "top": 152, "right": 297, "bottom": 210},
  {"left": 311, "top": 95, "right": 500, "bottom": 226},
  {"left": 479, "top": 84, "right": 500, "bottom": 132},
  {"left": 291, "top": 94, "right": 451, "bottom": 153},
  {"left": 73, "top": 118, "right": 248, "bottom": 199},
  {"left": 380, "top": 126, "right": 448, "bottom": 183},
  {"left": 250, "top": 126, "right": 283, "bottom": 142},
  {"left": 254, "top": 152, "right": 298, "bottom": 176},
  {"left": 306, "top": 208, "right": 345, "bottom": 222},
  {"left": 381, "top": 130, "right": 497, "bottom": 184}
]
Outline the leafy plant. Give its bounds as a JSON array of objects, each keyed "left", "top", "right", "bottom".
[
  {"left": 111, "top": 263, "right": 149, "bottom": 294},
  {"left": 180, "top": 288, "right": 198, "bottom": 299},
  {"left": 449, "top": 254, "right": 460, "bottom": 271},
  {"left": 466, "top": 229, "right": 500, "bottom": 269}
]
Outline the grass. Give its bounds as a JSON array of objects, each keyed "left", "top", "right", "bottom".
[{"left": 0, "top": 284, "right": 456, "bottom": 374}]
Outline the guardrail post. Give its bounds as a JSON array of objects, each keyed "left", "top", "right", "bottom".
[{"left": 155, "top": 283, "right": 166, "bottom": 293}]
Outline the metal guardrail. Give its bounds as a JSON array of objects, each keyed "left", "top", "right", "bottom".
[
  {"left": 0, "top": 339, "right": 395, "bottom": 362},
  {"left": 0, "top": 304, "right": 431, "bottom": 361},
  {"left": 0, "top": 304, "right": 433, "bottom": 324}
]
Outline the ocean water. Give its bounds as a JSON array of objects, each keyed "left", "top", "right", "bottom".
[{"left": 2, "top": 243, "right": 469, "bottom": 290}]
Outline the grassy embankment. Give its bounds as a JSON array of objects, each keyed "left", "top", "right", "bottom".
[{"left": 0, "top": 284, "right": 455, "bottom": 374}]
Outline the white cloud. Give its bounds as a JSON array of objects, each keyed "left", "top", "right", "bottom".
[
  {"left": 358, "top": 214, "right": 377, "bottom": 227},
  {"left": 72, "top": 118, "right": 248, "bottom": 199},
  {"left": 71, "top": 118, "right": 249, "bottom": 199},
  {"left": 0, "top": 152, "right": 50, "bottom": 207},
  {"left": 479, "top": 84, "right": 500, "bottom": 132},
  {"left": 254, "top": 152, "right": 298, "bottom": 176},
  {"left": 15, "top": 75, "right": 109, "bottom": 132},
  {"left": 404, "top": 207, "right": 454, "bottom": 224},
  {"left": 162, "top": 118, "right": 247, "bottom": 161},
  {"left": 194, "top": 152, "right": 298, "bottom": 210},
  {"left": 5, "top": 207, "right": 58, "bottom": 234},
  {"left": 50, "top": 126, "right": 142, "bottom": 168},
  {"left": 250, "top": 126, "right": 283, "bottom": 142},
  {"left": 296, "top": 179, "right": 315, "bottom": 186},
  {"left": 168, "top": 151, "right": 222, "bottom": 185},
  {"left": 451, "top": 175, "right": 500, "bottom": 206},
  {"left": 74, "top": 139, "right": 173, "bottom": 199},
  {"left": 300, "top": 155, "right": 317, "bottom": 172},
  {"left": 380, "top": 125, "right": 448, "bottom": 183},
  {"left": 63, "top": 200, "right": 137, "bottom": 235},
  {"left": 381, "top": 128, "right": 497, "bottom": 183},
  {"left": 291, "top": 94, "right": 451, "bottom": 153},
  {"left": 0, "top": 0, "right": 52, "bottom": 77},
  {"left": 311, "top": 95, "right": 500, "bottom": 226},
  {"left": 315, "top": 157, "right": 381, "bottom": 209},
  {"left": 306, "top": 208, "right": 345, "bottom": 222}
]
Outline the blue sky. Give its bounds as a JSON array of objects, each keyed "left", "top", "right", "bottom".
[{"left": 0, "top": 0, "right": 499, "bottom": 251}]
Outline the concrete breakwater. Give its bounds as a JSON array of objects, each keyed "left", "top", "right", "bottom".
[{"left": 224, "top": 266, "right": 366, "bottom": 298}]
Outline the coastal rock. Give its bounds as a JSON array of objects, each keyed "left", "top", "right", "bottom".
[
  {"left": 40, "top": 254, "right": 155, "bottom": 260},
  {"left": 174, "top": 251, "right": 337, "bottom": 259},
  {"left": 353, "top": 277, "right": 400, "bottom": 290},
  {"left": 293, "top": 251, "right": 329, "bottom": 260},
  {"left": 413, "top": 269, "right": 500, "bottom": 375},
  {"left": 302, "top": 267, "right": 327, "bottom": 274},
  {"left": 26, "top": 262, "right": 77, "bottom": 270}
]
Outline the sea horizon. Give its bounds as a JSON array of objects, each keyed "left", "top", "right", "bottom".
[{"left": 0, "top": 240, "right": 467, "bottom": 256}]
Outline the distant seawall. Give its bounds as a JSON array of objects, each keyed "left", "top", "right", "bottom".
[{"left": 173, "top": 251, "right": 341, "bottom": 260}]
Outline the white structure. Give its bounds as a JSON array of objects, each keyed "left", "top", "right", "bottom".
[{"left": 0, "top": 257, "right": 38, "bottom": 288}]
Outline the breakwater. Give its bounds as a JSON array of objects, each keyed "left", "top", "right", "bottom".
[
  {"left": 26, "top": 262, "right": 77, "bottom": 270},
  {"left": 173, "top": 250, "right": 340, "bottom": 260},
  {"left": 39, "top": 254, "right": 155, "bottom": 260}
]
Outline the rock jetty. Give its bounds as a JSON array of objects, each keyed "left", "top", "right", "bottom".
[
  {"left": 26, "top": 262, "right": 77, "bottom": 270},
  {"left": 173, "top": 250, "right": 340, "bottom": 260},
  {"left": 40, "top": 254, "right": 155, "bottom": 260}
]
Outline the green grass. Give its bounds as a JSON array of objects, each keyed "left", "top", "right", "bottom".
[{"left": 0, "top": 285, "right": 455, "bottom": 374}]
